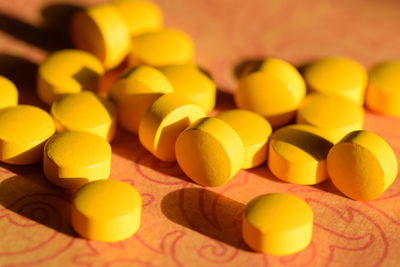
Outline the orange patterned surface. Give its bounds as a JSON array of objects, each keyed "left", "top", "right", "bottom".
[{"left": 1, "top": 0, "right": 400, "bottom": 266}]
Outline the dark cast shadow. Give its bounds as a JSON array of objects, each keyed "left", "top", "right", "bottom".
[
  {"left": 40, "top": 3, "right": 83, "bottom": 45},
  {"left": 213, "top": 88, "right": 236, "bottom": 113},
  {"left": 0, "top": 175, "right": 77, "bottom": 237},
  {"left": 0, "top": 54, "right": 45, "bottom": 108},
  {"left": 0, "top": 13, "right": 69, "bottom": 52},
  {"left": 161, "top": 187, "right": 252, "bottom": 251}
]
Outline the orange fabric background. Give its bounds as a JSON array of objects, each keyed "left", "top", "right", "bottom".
[{"left": 1, "top": 0, "right": 400, "bottom": 266}]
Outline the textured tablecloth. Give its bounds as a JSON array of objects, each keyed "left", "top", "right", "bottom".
[{"left": 1, "top": 0, "right": 400, "bottom": 266}]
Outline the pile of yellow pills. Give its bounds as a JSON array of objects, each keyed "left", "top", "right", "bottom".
[
  {"left": 303, "top": 57, "right": 368, "bottom": 105},
  {"left": 129, "top": 28, "right": 195, "bottom": 67},
  {"left": 1, "top": 0, "right": 399, "bottom": 253},
  {"left": 44, "top": 131, "right": 112, "bottom": 189},
  {"left": 51, "top": 91, "right": 116, "bottom": 141},
  {"left": 37, "top": 49, "right": 104, "bottom": 105},
  {"left": 109, "top": 65, "right": 174, "bottom": 133},
  {"left": 112, "top": 0, "right": 163, "bottom": 37},
  {"left": 366, "top": 61, "right": 400, "bottom": 117},
  {"left": 159, "top": 64, "right": 216, "bottom": 113},
  {"left": 71, "top": 3, "right": 131, "bottom": 69},
  {"left": 175, "top": 117, "right": 244, "bottom": 187},
  {"left": 297, "top": 93, "right": 364, "bottom": 142},
  {"left": 235, "top": 59, "right": 306, "bottom": 127},
  {"left": 0, "top": 105, "right": 55, "bottom": 165},
  {"left": 269, "top": 124, "right": 334, "bottom": 185},
  {"left": 242, "top": 193, "right": 313, "bottom": 255},
  {"left": 215, "top": 109, "right": 272, "bottom": 169},
  {"left": 139, "top": 94, "right": 205, "bottom": 161},
  {"left": 327, "top": 130, "right": 398, "bottom": 201},
  {"left": 0, "top": 76, "right": 18, "bottom": 109},
  {"left": 71, "top": 179, "right": 142, "bottom": 242}
]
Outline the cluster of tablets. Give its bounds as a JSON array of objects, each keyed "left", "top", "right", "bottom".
[{"left": 0, "top": 0, "right": 398, "bottom": 256}]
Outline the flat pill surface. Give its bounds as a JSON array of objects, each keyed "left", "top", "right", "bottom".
[
  {"left": 159, "top": 64, "right": 216, "bottom": 113},
  {"left": 175, "top": 117, "right": 244, "bottom": 187},
  {"left": 242, "top": 193, "right": 313, "bottom": 255},
  {"left": 327, "top": 130, "right": 398, "bottom": 201},
  {"left": 0, "top": 105, "right": 55, "bottom": 165},
  {"left": 366, "top": 61, "right": 400, "bottom": 117},
  {"left": 112, "top": 0, "right": 163, "bottom": 36},
  {"left": 297, "top": 93, "right": 364, "bottom": 142},
  {"left": 268, "top": 124, "right": 334, "bottom": 185},
  {"left": 129, "top": 28, "right": 195, "bottom": 67},
  {"left": 37, "top": 49, "right": 104, "bottom": 105},
  {"left": 44, "top": 131, "right": 112, "bottom": 189},
  {"left": 139, "top": 94, "right": 205, "bottom": 161},
  {"left": 215, "top": 109, "right": 272, "bottom": 169},
  {"left": 51, "top": 91, "right": 116, "bottom": 141},
  {"left": 0, "top": 76, "right": 18, "bottom": 109},
  {"left": 260, "top": 58, "right": 306, "bottom": 99},
  {"left": 71, "top": 3, "right": 131, "bottom": 69},
  {"left": 71, "top": 179, "right": 142, "bottom": 242},
  {"left": 109, "top": 65, "right": 174, "bottom": 133},
  {"left": 235, "top": 71, "right": 305, "bottom": 127},
  {"left": 303, "top": 57, "right": 367, "bottom": 105}
]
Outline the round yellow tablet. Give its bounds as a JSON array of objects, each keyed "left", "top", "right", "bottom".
[
  {"left": 327, "top": 130, "right": 398, "bottom": 201},
  {"left": 44, "top": 131, "right": 112, "bottom": 189},
  {"left": 109, "top": 65, "right": 174, "bottom": 133},
  {"left": 235, "top": 69, "right": 305, "bottom": 127},
  {"left": 37, "top": 49, "right": 104, "bottom": 105},
  {"left": 242, "top": 193, "right": 313, "bottom": 255},
  {"left": 0, "top": 76, "right": 18, "bottom": 109},
  {"left": 159, "top": 64, "right": 216, "bottom": 113},
  {"left": 366, "top": 61, "right": 400, "bottom": 117},
  {"left": 268, "top": 124, "right": 335, "bottom": 185},
  {"left": 51, "top": 91, "right": 116, "bottom": 141},
  {"left": 0, "top": 105, "right": 55, "bottom": 165},
  {"left": 260, "top": 58, "right": 306, "bottom": 99},
  {"left": 112, "top": 0, "right": 163, "bottom": 36},
  {"left": 71, "top": 3, "right": 131, "bottom": 69},
  {"left": 215, "top": 109, "right": 272, "bottom": 169},
  {"left": 175, "top": 117, "right": 244, "bottom": 187},
  {"left": 303, "top": 57, "right": 367, "bottom": 105},
  {"left": 71, "top": 179, "right": 141, "bottom": 242},
  {"left": 296, "top": 93, "right": 364, "bottom": 142},
  {"left": 139, "top": 94, "right": 205, "bottom": 162},
  {"left": 129, "top": 28, "right": 195, "bottom": 67}
]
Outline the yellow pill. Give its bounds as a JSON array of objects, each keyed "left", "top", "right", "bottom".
[
  {"left": 44, "top": 131, "right": 111, "bottom": 189},
  {"left": 303, "top": 57, "right": 367, "bottom": 105},
  {"left": 139, "top": 94, "right": 205, "bottom": 162},
  {"left": 71, "top": 3, "right": 131, "bottom": 69},
  {"left": 37, "top": 49, "right": 104, "bottom": 105},
  {"left": 297, "top": 93, "right": 364, "bottom": 142},
  {"left": 366, "top": 61, "right": 400, "bottom": 117},
  {"left": 215, "top": 109, "right": 272, "bottom": 169},
  {"left": 327, "top": 130, "right": 398, "bottom": 201},
  {"left": 129, "top": 28, "right": 195, "bottom": 67},
  {"left": 159, "top": 64, "right": 216, "bottom": 113},
  {"left": 0, "top": 105, "right": 55, "bottom": 165},
  {"left": 0, "top": 76, "right": 18, "bottom": 109},
  {"left": 268, "top": 124, "right": 334, "bottom": 185},
  {"left": 259, "top": 58, "right": 306, "bottom": 100},
  {"left": 235, "top": 67, "right": 305, "bottom": 127},
  {"left": 242, "top": 193, "right": 313, "bottom": 255},
  {"left": 109, "top": 65, "right": 174, "bottom": 133},
  {"left": 112, "top": 0, "right": 163, "bottom": 36},
  {"left": 71, "top": 179, "right": 141, "bottom": 242},
  {"left": 175, "top": 117, "right": 244, "bottom": 186},
  {"left": 51, "top": 91, "right": 116, "bottom": 141}
]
